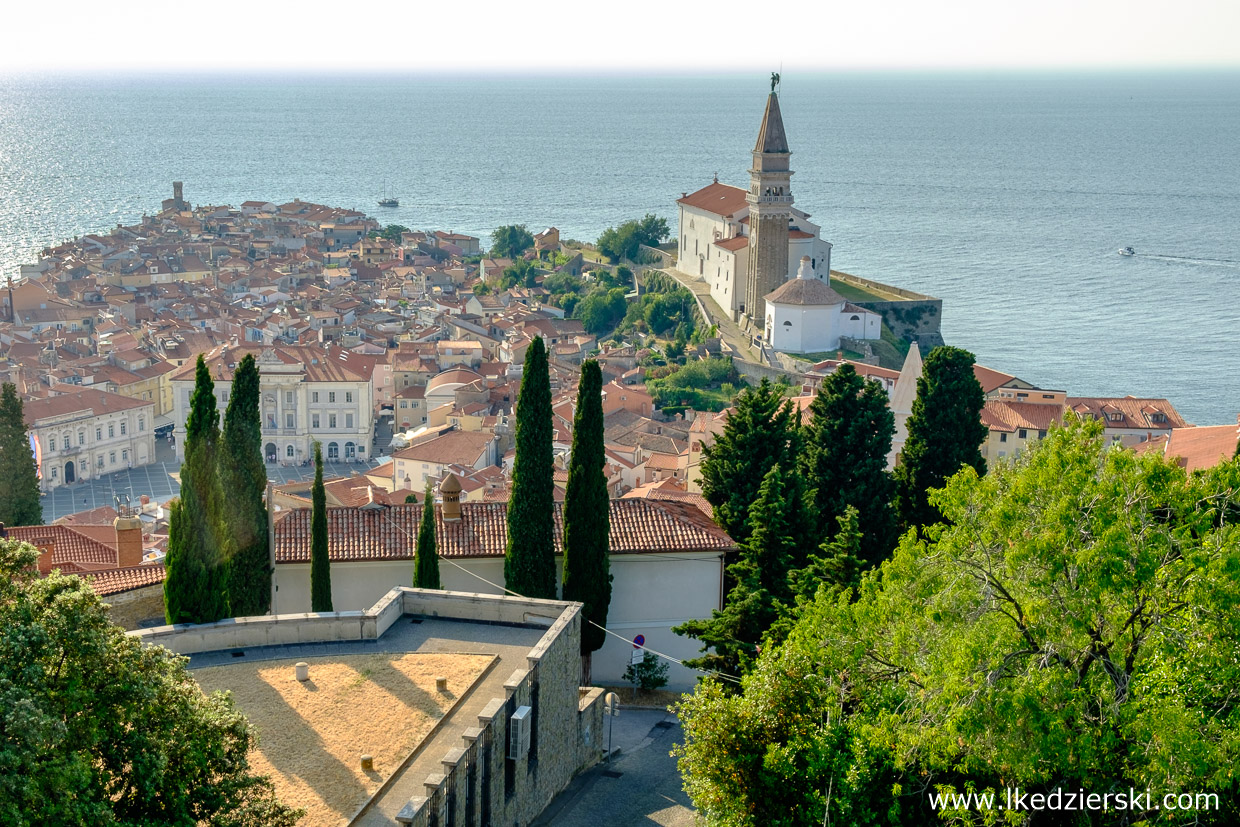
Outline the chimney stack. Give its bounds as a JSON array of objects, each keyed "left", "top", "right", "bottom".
[
  {"left": 440, "top": 473, "right": 462, "bottom": 521},
  {"left": 114, "top": 515, "right": 144, "bottom": 568},
  {"left": 36, "top": 539, "right": 56, "bottom": 576}
]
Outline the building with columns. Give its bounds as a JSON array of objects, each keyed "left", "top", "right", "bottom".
[
  {"left": 676, "top": 84, "right": 833, "bottom": 327},
  {"left": 169, "top": 345, "right": 374, "bottom": 466}
]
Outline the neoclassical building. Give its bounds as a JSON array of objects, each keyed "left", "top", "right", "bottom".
[
  {"left": 25, "top": 387, "right": 158, "bottom": 489},
  {"left": 677, "top": 85, "right": 833, "bottom": 329},
  {"left": 170, "top": 345, "right": 374, "bottom": 466}
]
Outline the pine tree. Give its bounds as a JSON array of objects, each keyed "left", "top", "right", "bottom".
[
  {"left": 561, "top": 359, "right": 612, "bottom": 682},
  {"left": 219, "top": 354, "right": 269, "bottom": 616},
  {"left": 504, "top": 336, "right": 556, "bottom": 598},
  {"left": 801, "top": 363, "right": 897, "bottom": 568},
  {"left": 787, "top": 505, "right": 864, "bottom": 606},
  {"left": 414, "top": 482, "right": 441, "bottom": 589},
  {"left": 894, "top": 345, "right": 988, "bottom": 531},
  {"left": 309, "top": 441, "right": 332, "bottom": 612},
  {"left": 676, "top": 463, "right": 804, "bottom": 681},
  {"left": 0, "top": 382, "right": 43, "bottom": 527},
  {"left": 164, "top": 356, "right": 229, "bottom": 624},
  {"left": 699, "top": 378, "right": 801, "bottom": 544}
]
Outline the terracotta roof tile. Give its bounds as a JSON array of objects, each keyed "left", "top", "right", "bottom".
[
  {"left": 677, "top": 182, "right": 749, "bottom": 217},
  {"left": 273, "top": 499, "right": 735, "bottom": 563},
  {"left": 88, "top": 565, "right": 167, "bottom": 597},
  {"left": 6, "top": 524, "right": 118, "bottom": 566}
]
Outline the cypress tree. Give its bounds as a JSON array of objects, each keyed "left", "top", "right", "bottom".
[
  {"left": 676, "top": 462, "right": 803, "bottom": 682},
  {"left": 309, "top": 441, "right": 332, "bottom": 612},
  {"left": 164, "top": 355, "right": 228, "bottom": 624},
  {"left": 561, "top": 359, "right": 612, "bottom": 682},
  {"left": 894, "top": 345, "right": 988, "bottom": 532},
  {"left": 0, "top": 382, "right": 43, "bottom": 527},
  {"left": 504, "top": 336, "right": 556, "bottom": 598},
  {"left": 801, "top": 363, "right": 897, "bottom": 568},
  {"left": 220, "top": 354, "right": 270, "bottom": 616},
  {"left": 414, "top": 481, "right": 441, "bottom": 589},
  {"left": 699, "top": 378, "right": 800, "bottom": 544}
]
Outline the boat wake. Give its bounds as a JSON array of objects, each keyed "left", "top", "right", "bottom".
[{"left": 1125, "top": 250, "right": 1240, "bottom": 269}]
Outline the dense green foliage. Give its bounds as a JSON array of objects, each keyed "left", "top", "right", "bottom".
[
  {"left": 369, "top": 224, "right": 410, "bottom": 243},
  {"left": 0, "top": 539, "right": 302, "bottom": 826},
  {"left": 801, "top": 363, "right": 897, "bottom": 568},
  {"left": 676, "top": 418, "right": 1240, "bottom": 826},
  {"left": 574, "top": 287, "right": 628, "bottom": 335},
  {"left": 894, "top": 345, "right": 988, "bottom": 531},
  {"left": 219, "top": 354, "right": 270, "bottom": 617},
  {"left": 414, "top": 483, "right": 441, "bottom": 590},
  {"left": 164, "top": 355, "right": 229, "bottom": 624},
  {"left": 496, "top": 257, "right": 539, "bottom": 290},
  {"left": 596, "top": 214, "right": 670, "bottom": 263},
  {"left": 489, "top": 224, "right": 535, "bottom": 259},
  {"left": 0, "top": 382, "right": 42, "bottom": 527},
  {"left": 561, "top": 360, "right": 612, "bottom": 662},
  {"left": 619, "top": 284, "right": 696, "bottom": 338},
  {"left": 309, "top": 442, "right": 332, "bottom": 612},
  {"left": 645, "top": 357, "right": 740, "bottom": 413},
  {"left": 504, "top": 337, "right": 557, "bottom": 598},
  {"left": 676, "top": 462, "right": 810, "bottom": 680},
  {"left": 699, "top": 379, "right": 801, "bottom": 543}
]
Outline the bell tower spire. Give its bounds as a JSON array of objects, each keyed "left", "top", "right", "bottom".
[{"left": 743, "top": 79, "right": 794, "bottom": 331}]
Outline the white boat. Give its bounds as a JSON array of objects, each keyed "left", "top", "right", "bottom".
[
  {"left": 378, "top": 181, "right": 399, "bottom": 208},
  {"left": 1118, "top": 246, "right": 1136, "bottom": 256}
]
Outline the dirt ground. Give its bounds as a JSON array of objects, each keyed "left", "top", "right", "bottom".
[{"left": 195, "top": 652, "right": 494, "bottom": 826}]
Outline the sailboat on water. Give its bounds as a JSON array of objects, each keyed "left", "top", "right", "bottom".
[{"left": 378, "top": 181, "right": 399, "bottom": 208}]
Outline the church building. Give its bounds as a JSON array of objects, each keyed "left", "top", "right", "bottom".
[
  {"left": 676, "top": 82, "right": 833, "bottom": 329},
  {"left": 764, "top": 256, "right": 882, "bottom": 354}
]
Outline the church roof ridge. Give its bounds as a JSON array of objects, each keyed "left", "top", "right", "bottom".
[{"left": 754, "top": 92, "right": 790, "bottom": 154}]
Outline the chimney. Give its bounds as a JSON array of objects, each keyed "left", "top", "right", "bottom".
[
  {"left": 114, "top": 515, "right": 144, "bottom": 568},
  {"left": 35, "top": 539, "right": 56, "bottom": 576},
  {"left": 440, "top": 473, "right": 462, "bottom": 521}
]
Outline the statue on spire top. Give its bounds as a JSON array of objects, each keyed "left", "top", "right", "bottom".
[{"left": 770, "top": 72, "right": 780, "bottom": 93}]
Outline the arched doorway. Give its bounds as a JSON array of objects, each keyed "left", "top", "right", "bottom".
[
  {"left": 327, "top": 442, "right": 339, "bottom": 461},
  {"left": 265, "top": 442, "right": 277, "bottom": 462},
  {"left": 344, "top": 442, "right": 356, "bottom": 460},
  {"left": 65, "top": 461, "right": 76, "bottom": 484}
]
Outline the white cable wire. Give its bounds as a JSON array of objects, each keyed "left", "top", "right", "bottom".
[{"left": 379, "top": 509, "right": 743, "bottom": 685}]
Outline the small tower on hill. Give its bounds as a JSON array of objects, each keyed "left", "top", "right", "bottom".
[{"left": 743, "top": 75, "right": 794, "bottom": 332}]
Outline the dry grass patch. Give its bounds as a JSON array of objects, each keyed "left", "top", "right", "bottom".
[{"left": 196, "top": 652, "right": 493, "bottom": 827}]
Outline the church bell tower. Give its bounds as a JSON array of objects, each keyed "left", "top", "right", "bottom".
[{"left": 743, "top": 76, "right": 793, "bottom": 332}]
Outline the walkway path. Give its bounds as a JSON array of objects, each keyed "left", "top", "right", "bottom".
[{"left": 657, "top": 268, "right": 760, "bottom": 362}]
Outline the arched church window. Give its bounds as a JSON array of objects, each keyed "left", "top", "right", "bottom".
[
  {"left": 850, "top": 315, "right": 861, "bottom": 321},
  {"left": 783, "top": 320, "right": 792, "bottom": 326}
]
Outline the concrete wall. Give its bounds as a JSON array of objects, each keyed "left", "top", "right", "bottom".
[
  {"left": 829, "top": 271, "right": 945, "bottom": 348},
  {"left": 399, "top": 594, "right": 603, "bottom": 827},
  {"left": 272, "top": 551, "right": 724, "bottom": 691}
]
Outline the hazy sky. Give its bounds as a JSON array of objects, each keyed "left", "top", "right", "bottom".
[{"left": 6, "top": 0, "right": 1238, "bottom": 73}]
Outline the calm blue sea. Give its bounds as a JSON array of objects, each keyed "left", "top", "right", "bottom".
[{"left": 1, "top": 72, "right": 1237, "bottom": 423}]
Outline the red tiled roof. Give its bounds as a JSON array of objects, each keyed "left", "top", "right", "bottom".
[
  {"left": 1065, "top": 397, "right": 1190, "bottom": 430},
  {"left": 6, "top": 524, "right": 118, "bottom": 566},
  {"left": 1158, "top": 423, "right": 1240, "bottom": 472},
  {"left": 677, "top": 183, "right": 749, "bottom": 218},
  {"left": 272, "top": 499, "right": 735, "bottom": 563},
  {"left": 713, "top": 236, "right": 749, "bottom": 252},
  {"left": 981, "top": 400, "right": 1066, "bottom": 433},
  {"left": 88, "top": 565, "right": 167, "bottom": 597}
]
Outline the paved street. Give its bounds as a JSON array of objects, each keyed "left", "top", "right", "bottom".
[
  {"left": 533, "top": 709, "right": 699, "bottom": 827},
  {"left": 41, "top": 431, "right": 391, "bottom": 523}
]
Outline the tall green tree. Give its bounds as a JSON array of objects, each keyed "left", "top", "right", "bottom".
[
  {"left": 489, "top": 224, "right": 535, "bottom": 259},
  {"left": 0, "top": 382, "right": 43, "bottom": 527},
  {"left": 0, "top": 539, "right": 302, "bottom": 826},
  {"left": 164, "top": 355, "right": 228, "bottom": 625},
  {"left": 561, "top": 360, "right": 612, "bottom": 682},
  {"left": 675, "top": 418, "right": 1240, "bottom": 826},
  {"left": 802, "top": 363, "right": 896, "bottom": 567},
  {"left": 699, "top": 378, "right": 800, "bottom": 543},
  {"left": 309, "top": 441, "right": 332, "bottom": 612},
  {"left": 220, "top": 354, "right": 269, "bottom": 617},
  {"left": 414, "top": 482, "right": 440, "bottom": 590},
  {"left": 676, "top": 462, "right": 805, "bottom": 681},
  {"left": 893, "top": 345, "right": 987, "bottom": 532},
  {"left": 504, "top": 337, "right": 557, "bottom": 598}
]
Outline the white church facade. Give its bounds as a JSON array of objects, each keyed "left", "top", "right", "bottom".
[
  {"left": 764, "top": 257, "right": 882, "bottom": 354},
  {"left": 675, "top": 80, "right": 879, "bottom": 357}
]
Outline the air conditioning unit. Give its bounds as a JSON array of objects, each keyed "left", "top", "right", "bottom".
[{"left": 508, "top": 705, "right": 532, "bottom": 760}]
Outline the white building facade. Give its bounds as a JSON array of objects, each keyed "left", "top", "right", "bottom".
[
  {"left": 764, "top": 257, "right": 881, "bottom": 353},
  {"left": 25, "top": 387, "right": 157, "bottom": 490},
  {"left": 170, "top": 345, "right": 374, "bottom": 466}
]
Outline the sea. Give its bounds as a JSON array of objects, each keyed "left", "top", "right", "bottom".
[{"left": 1, "top": 71, "right": 1237, "bottom": 424}]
